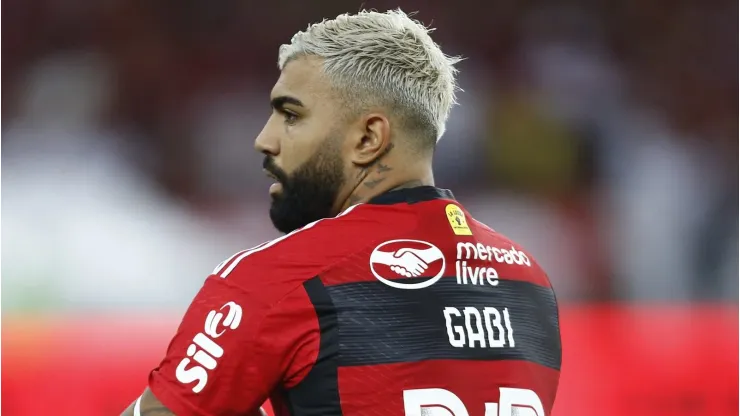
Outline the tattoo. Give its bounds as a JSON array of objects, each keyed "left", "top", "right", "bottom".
[
  {"left": 347, "top": 142, "right": 398, "bottom": 205},
  {"left": 356, "top": 143, "right": 394, "bottom": 174},
  {"left": 364, "top": 177, "right": 387, "bottom": 189},
  {"left": 384, "top": 142, "right": 396, "bottom": 155},
  {"left": 363, "top": 143, "right": 395, "bottom": 169},
  {"left": 376, "top": 163, "right": 392, "bottom": 173},
  {"left": 356, "top": 167, "right": 368, "bottom": 179}
]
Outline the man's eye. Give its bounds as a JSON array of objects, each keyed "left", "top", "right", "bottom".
[{"left": 283, "top": 111, "right": 298, "bottom": 125}]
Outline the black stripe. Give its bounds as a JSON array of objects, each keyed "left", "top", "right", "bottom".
[
  {"left": 326, "top": 277, "right": 561, "bottom": 370},
  {"left": 284, "top": 277, "right": 343, "bottom": 416},
  {"left": 367, "top": 186, "right": 455, "bottom": 205}
]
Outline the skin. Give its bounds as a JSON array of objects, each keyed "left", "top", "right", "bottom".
[
  {"left": 121, "top": 389, "right": 266, "bottom": 416},
  {"left": 121, "top": 54, "right": 435, "bottom": 415},
  {"left": 255, "top": 55, "right": 435, "bottom": 219},
  {"left": 121, "top": 389, "right": 172, "bottom": 416}
]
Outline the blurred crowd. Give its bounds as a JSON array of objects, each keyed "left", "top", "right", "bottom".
[{"left": 2, "top": 0, "right": 737, "bottom": 311}]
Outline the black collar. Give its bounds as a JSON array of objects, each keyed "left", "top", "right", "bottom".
[{"left": 367, "top": 186, "right": 456, "bottom": 205}]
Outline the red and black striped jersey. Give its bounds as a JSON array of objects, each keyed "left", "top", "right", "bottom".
[{"left": 148, "top": 186, "right": 561, "bottom": 416}]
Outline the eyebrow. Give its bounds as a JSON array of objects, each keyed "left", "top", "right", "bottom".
[{"left": 270, "top": 95, "right": 305, "bottom": 111}]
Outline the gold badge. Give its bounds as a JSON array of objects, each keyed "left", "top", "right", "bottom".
[{"left": 445, "top": 204, "right": 472, "bottom": 236}]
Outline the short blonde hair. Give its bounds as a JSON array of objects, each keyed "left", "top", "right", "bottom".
[{"left": 278, "top": 9, "right": 462, "bottom": 143}]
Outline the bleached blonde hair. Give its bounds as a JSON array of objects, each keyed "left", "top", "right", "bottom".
[{"left": 278, "top": 9, "right": 462, "bottom": 144}]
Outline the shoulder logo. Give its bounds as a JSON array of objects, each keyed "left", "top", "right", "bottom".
[
  {"left": 176, "top": 301, "right": 242, "bottom": 393},
  {"left": 445, "top": 204, "right": 472, "bottom": 236},
  {"left": 204, "top": 301, "right": 242, "bottom": 338},
  {"left": 369, "top": 239, "right": 446, "bottom": 289}
]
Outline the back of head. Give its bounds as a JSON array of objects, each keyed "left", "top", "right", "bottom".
[
  {"left": 278, "top": 9, "right": 462, "bottom": 148},
  {"left": 257, "top": 10, "right": 463, "bottom": 234}
]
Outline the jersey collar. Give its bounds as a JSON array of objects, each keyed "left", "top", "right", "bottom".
[{"left": 367, "top": 186, "right": 456, "bottom": 205}]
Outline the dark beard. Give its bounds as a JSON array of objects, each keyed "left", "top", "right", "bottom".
[{"left": 263, "top": 142, "right": 345, "bottom": 234}]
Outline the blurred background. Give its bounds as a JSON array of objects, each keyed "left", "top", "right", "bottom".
[{"left": 2, "top": 0, "right": 738, "bottom": 415}]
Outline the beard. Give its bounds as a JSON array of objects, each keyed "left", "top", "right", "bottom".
[{"left": 263, "top": 139, "right": 345, "bottom": 234}]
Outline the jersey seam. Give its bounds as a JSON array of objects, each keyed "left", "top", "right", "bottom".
[
  {"left": 220, "top": 203, "right": 366, "bottom": 278},
  {"left": 218, "top": 204, "right": 413, "bottom": 311}
]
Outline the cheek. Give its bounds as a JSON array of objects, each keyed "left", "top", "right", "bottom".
[{"left": 280, "top": 132, "right": 322, "bottom": 174}]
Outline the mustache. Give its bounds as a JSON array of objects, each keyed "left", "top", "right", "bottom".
[{"left": 263, "top": 157, "right": 289, "bottom": 183}]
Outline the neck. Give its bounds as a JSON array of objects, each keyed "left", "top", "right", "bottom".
[{"left": 337, "top": 164, "right": 435, "bottom": 213}]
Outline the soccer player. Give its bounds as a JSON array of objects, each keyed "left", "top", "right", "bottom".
[{"left": 122, "top": 9, "right": 561, "bottom": 416}]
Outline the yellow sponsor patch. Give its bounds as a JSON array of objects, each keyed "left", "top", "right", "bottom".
[{"left": 445, "top": 204, "right": 472, "bottom": 236}]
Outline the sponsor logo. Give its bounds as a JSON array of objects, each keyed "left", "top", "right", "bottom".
[
  {"left": 175, "top": 301, "right": 242, "bottom": 393},
  {"left": 456, "top": 242, "right": 530, "bottom": 266},
  {"left": 446, "top": 204, "right": 472, "bottom": 236},
  {"left": 454, "top": 243, "right": 530, "bottom": 286},
  {"left": 370, "top": 240, "right": 446, "bottom": 289}
]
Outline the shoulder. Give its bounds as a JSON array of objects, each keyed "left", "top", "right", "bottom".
[
  {"left": 210, "top": 203, "right": 418, "bottom": 299},
  {"left": 467, "top": 215, "right": 554, "bottom": 288}
]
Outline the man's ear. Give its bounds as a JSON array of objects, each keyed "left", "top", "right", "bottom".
[{"left": 349, "top": 113, "right": 392, "bottom": 166}]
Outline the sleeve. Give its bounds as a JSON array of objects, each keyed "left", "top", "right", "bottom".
[{"left": 148, "top": 274, "right": 319, "bottom": 416}]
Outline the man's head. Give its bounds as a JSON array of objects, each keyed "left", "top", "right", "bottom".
[{"left": 255, "top": 9, "right": 461, "bottom": 233}]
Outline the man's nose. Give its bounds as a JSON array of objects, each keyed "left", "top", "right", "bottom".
[{"left": 254, "top": 124, "right": 279, "bottom": 156}]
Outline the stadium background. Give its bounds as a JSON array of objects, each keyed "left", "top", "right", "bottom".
[{"left": 2, "top": 0, "right": 737, "bottom": 415}]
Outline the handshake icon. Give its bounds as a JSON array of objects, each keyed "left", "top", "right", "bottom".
[{"left": 369, "top": 246, "right": 444, "bottom": 277}]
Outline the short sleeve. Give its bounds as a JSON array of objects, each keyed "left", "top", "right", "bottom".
[{"left": 148, "top": 274, "right": 319, "bottom": 416}]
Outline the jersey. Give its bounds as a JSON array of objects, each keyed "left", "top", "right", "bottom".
[{"left": 148, "top": 186, "right": 561, "bottom": 416}]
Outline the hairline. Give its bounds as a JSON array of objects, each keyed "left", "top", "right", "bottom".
[{"left": 282, "top": 53, "right": 438, "bottom": 149}]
